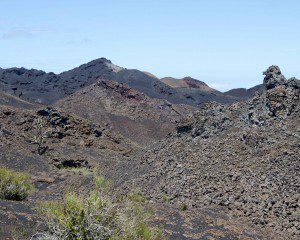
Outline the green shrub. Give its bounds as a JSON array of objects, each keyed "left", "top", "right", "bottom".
[
  {"left": 0, "top": 168, "right": 34, "bottom": 201},
  {"left": 34, "top": 175, "right": 165, "bottom": 240},
  {"left": 162, "top": 194, "right": 172, "bottom": 203},
  {"left": 180, "top": 203, "right": 188, "bottom": 211}
]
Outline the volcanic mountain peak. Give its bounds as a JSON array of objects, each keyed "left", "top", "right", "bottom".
[
  {"left": 71, "top": 57, "right": 124, "bottom": 73},
  {"left": 60, "top": 57, "right": 116, "bottom": 76},
  {"left": 105, "top": 61, "right": 123, "bottom": 73}
]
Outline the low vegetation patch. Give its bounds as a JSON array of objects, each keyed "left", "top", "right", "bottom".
[
  {"left": 180, "top": 203, "right": 188, "bottom": 211},
  {"left": 0, "top": 168, "right": 34, "bottom": 201},
  {"left": 33, "top": 174, "right": 165, "bottom": 240}
]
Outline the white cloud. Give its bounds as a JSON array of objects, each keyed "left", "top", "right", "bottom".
[
  {"left": 1, "top": 25, "right": 54, "bottom": 39},
  {"left": 82, "top": 38, "right": 92, "bottom": 43},
  {"left": 31, "top": 27, "right": 55, "bottom": 34},
  {"left": 284, "top": 48, "right": 298, "bottom": 52},
  {"left": 65, "top": 38, "right": 92, "bottom": 45},
  {"left": 2, "top": 29, "right": 34, "bottom": 39},
  {"left": 208, "top": 82, "right": 231, "bottom": 91}
]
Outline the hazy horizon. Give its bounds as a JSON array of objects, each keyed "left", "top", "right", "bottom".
[{"left": 0, "top": 0, "right": 299, "bottom": 91}]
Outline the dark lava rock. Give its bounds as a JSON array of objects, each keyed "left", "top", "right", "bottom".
[
  {"left": 52, "top": 158, "right": 90, "bottom": 169},
  {"left": 263, "top": 65, "right": 286, "bottom": 90}
]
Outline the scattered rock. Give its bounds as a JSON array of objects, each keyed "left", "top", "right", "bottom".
[{"left": 52, "top": 158, "right": 90, "bottom": 169}]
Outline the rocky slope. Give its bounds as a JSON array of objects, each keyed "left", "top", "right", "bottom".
[
  {"left": 0, "top": 102, "right": 140, "bottom": 238},
  {"left": 0, "top": 90, "right": 38, "bottom": 109},
  {"left": 54, "top": 79, "right": 196, "bottom": 145},
  {"left": 127, "top": 66, "right": 300, "bottom": 239}
]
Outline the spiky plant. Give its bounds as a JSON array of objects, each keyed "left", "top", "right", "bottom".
[{"left": 33, "top": 118, "right": 49, "bottom": 155}]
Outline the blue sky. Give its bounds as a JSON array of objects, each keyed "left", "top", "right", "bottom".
[{"left": 0, "top": 0, "right": 299, "bottom": 91}]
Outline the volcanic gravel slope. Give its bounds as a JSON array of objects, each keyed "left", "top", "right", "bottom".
[{"left": 128, "top": 66, "right": 300, "bottom": 239}]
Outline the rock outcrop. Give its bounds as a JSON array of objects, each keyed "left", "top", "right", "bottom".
[{"left": 263, "top": 65, "right": 287, "bottom": 90}]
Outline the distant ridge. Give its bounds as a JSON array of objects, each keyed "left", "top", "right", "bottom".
[
  {"left": 1, "top": 58, "right": 259, "bottom": 105},
  {"left": 224, "top": 84, "right": 264, "bottom": 99}
]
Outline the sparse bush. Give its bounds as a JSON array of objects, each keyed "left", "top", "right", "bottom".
[
  {"left": 34, "top": 175, "right": 165, "bottom": 240},
  {"left": 162, "top": 194, "right": 172, "bottom": 203},
  {"left": 33, "top": 118, "right": 49, "bottom": 155},
  {"left": 0, "top": 168, "right": 34, "bottom": 201},
  {"left": 180, "top": 203, "right": 188, "bottom": 211},
  {"left": 11, "top": 227, "right": 31, "bottom": 240}
]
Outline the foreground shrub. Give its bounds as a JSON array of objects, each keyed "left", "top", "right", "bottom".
[
  {"left": 33, "top": 175, "right": 165, "bottom": 240},
  {"left": 0, "top": 168, "right": 34, "bottom": 201}
]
